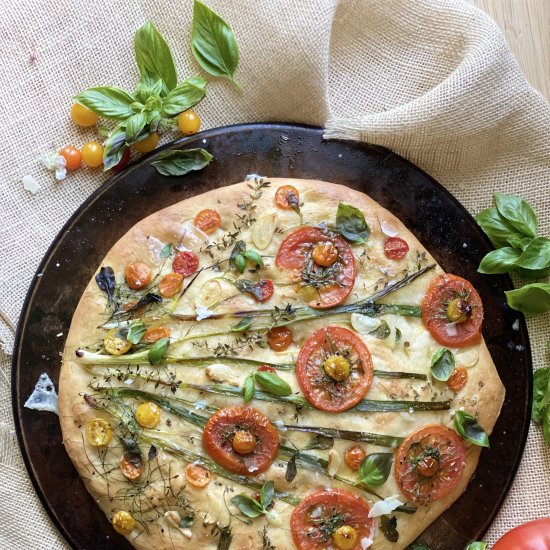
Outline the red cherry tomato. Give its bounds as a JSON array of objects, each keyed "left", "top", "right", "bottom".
[
  {"left": 251, "top": 278, "right": 274, "bottom": 302},
  {"left": 384, "top": 237, "right": 409, "bottom": 259},
  {"left": 492, "top": 519, "right": 550, "bottom": 550},
  {"left": 267, "top": 326, "right": 293, "bottom": 351},
  {"left": 60, "top": 146, "right": 82, "bottom": 171},
  {"left": 172, "top": 251, "right": 199, "bottom": 277},
  {"left": 112, "top": 147, "right": 131, "bottom": 173}
]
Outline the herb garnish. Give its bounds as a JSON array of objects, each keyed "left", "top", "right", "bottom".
[
  {"left": 242, "top": 371, "right": 292, "bottom": 402},
  {"left": 430, "top": 348, "right": 455, "bottom": 382},
  {"left": 95, "top": 266, "right": 116, "bottom": 303},
  {"left": 231, "top": 480, "right": 275, "bottom": 518},
  {"left": 356, "top": 452, "right": 393, "bottom": 487},
  {"left": 336, "top": 203, "right": 370, "bottom": 244},
  {"left": 454, "top": 411, "right": 489, "bottom": 447},
  {"left": 151, "top": 148, "right": 213, "bottom": 176}
]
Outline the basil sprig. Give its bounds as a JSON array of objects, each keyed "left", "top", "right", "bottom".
[
  {"left": 229, "top": 241, "right": 264, "bottom": 273},
  {"left": 231, "top": 481, "right": 274, "bottom": 518},
  {"left": 191, "top": 0, "right": 241, "bottom": 90},
  {"left": 357, "top": 452, "right": 393, "bottom": 487},
  {"left": 430, "top": 348, "right": 455, "bottom": 382},
  {"left": 242, "top": 371, "right": 292, "bottom": 403},
  {"left": 336, "top": 203, "right": 370, "bottom": 244},
  {"left": 532, "top": 367, "right": 550, "bottom": 446},
  {"left": 150, "top": 148, "right": 213, "bottom": 176},
  {"left": 454, "top": 411, "right": 489, "bottom": 448}
]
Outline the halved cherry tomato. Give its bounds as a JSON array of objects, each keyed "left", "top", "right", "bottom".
[
  {"left": 344, "top": 446, "right": 366, "bottom": 471},
  {"left": 124, "top": 262, "right": 153, "bottom": 290},
  {"left": 251, "top": 278, "right": 274, "bottom": 303},
  {"left": 194, "top": 209, "right": 221, "bottom": 234},
  {"left": 142, "top": 326, "right": 171, "bottom": 343},
  {"left": 267, "top": 326, "right": 293, "bottom": 351},
  {"left": 290, "top": 488, "right": 374, "bottom": 550},
  {"left": 178, "top": 110, "right": 201, "bottom": 135},
  {"left": 296, "top": 326, "right": 373, "bottom": 412},
  {"left": 492, "top": 519, "right": 550, "bottom": 550},
  {"left": 120, "top": 452, "right": 144, "bottom": 481},
  {"left": 421, "top": 274, "right": 483, "bottom": 347},
  {"left": 395, "top": 425, "right": 466, "bottom": 504},
  {"left": 384, "top": 237, "right": 409, "bottom": 259},
  {"left": 172, "top": 251, "right": 199, "bottom": 277},
  {"left": 275, "top": 185, "right": 299, "bottom": 210},
  {"left": 276, "top": 227, "right": 357, "bottom": 309},
  {"left": 185, "top": 463, "right": 211, "bottom": 488},
  {"left": 112, "top": 147, "right": 131, "bottom": 173},
  {"left": 202, "top": 406, "right": 279, "bottom": 475},
  {"left": 447, "top": 367, "right": 468, "bottom": 392},
  {"left": 159, "top": 272, "right": 184, "bottom": 298},
  {"left": 60, "top": 146, "right": 82, "bottom": 171}
]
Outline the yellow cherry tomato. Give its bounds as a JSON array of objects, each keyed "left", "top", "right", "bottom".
[
  {"left": 134, "top": 133, "right": 159, "bottom": 153},
  {"left": 112, "top": 511, "right": 136, "bottom": 535},
  {"left": 70, "top": 103, "right": 99, "bottom": 127},
  {"left": 86, "top": 418, "right": 112, "bottom": 446},
  {"left": 81, "top": 141, "right": 104, "bottom": 168},
  {"left": 104, "top": 328, "right": 132, "bottom": 356},
  {"left": 135, "top": 402, "right": 161, "bottom": 429},
  {"left": 333, "top": 525, "right": 359, "bottom": 550},
  {"left": 178, "top": 109, "right": 201, "bottom": 135},
  {"left": 324, "top": 355, "right": 350, "bottom": 382}
]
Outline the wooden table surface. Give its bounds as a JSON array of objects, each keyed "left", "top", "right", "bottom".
[{"left": 471, "top": 0, "right": 549, "bottom": 100}]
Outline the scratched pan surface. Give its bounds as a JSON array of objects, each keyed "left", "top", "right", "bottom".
[{"left": 12, "top": 123, "right": 531, "bottom": 549}]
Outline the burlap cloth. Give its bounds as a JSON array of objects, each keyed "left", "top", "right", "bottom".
[{"left": 1, "top": 0, "right": 549, "bottom": 547}]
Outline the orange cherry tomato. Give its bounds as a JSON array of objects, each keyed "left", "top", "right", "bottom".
[
  {"left": 112, "top": 147, "right": 131, "bottom": 173},
  {"left": 134, "top": 133, "right": 159, "bottom": 153},
  {"left": 81, "top": 141, "right": 104, "bottom": 168},
  {"left": 447, "top": 367, "right": 468, "bottom": 392},
  {"left": 296, "top": 326, "right": 373, "bottom": 412},
  {"left": 142, "top": 326, "right": 171, "bottom": 344},
  {"left": 60, "top": 146, "right": 82, "bottom": 171},
  {"left": 344, "top": 446, "right": 366, "bottom": 471},
  {"left": 185, "top": 463, "right": 212, "bottom": 488},
  {"left": 202, "top": 406, "right": 279, "bottom": 475},
  {"left": 124, "top": 262, "right": 153, "bottom": 290},
  {"left": 267, "top": 326, "right": 293, "bottom": 352},
  {"left": 172, "top": 251, "right": 199, "bottom": 277},
  {"left": 194, "top": 209, "right": 221, "bottom": 234},
  {"left": 70, "top": 103, "right": 99, "bottom": 127},
  {"left": 159, "top": 272, "right": 184, "bottom": 298},
  {"left": 276, "top": 227, "right": 356, "bottom": 309},
  {"left": 178, "top": 109, "right": 201, "bottom": 135},
  {"left": 395, "top": 425, "right": 466, "bottom": 504},
  {"left": 311, "top": 241, "right": 339, "bottom": 267},
  {"left": 275, "top": 185, "right": 299, "bottom": 210},
  {"left": 290, "top": 488, "right": 374, "bottom": 550},
  {"left": 421, "top": 274, "right": 483, "bottom": 347},
  {"left": 232, "top": 430, "right": 257, "bottom": 455},
  {"left": 120, "top": 452, "right": 144, "bottom": 481}
]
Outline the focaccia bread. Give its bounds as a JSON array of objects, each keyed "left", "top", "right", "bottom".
[{"left": 59, "top": 178, "right": 504, "bottom": 549}]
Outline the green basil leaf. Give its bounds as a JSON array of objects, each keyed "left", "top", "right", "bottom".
[
  {"left": 234, "top": 254, "right": 246, "bottom": 273},
  {"left": 304, "top": 434, "right": 334, "bottom": 450},
  {"left": 231, "top": 317, "right": 253, "bottom": 332},
  {"left": 243, "top": 374, "right": 255, "bottom": 403},
  {"left": 336, "top": 203, "right": 370, "bottom": 244},
  {"left": 150, "top": 148, "right": 213, "bottom": 176},
  {"left": 466, "top": 542, "right": 487, "bottom": 550},
  {"left": 135, "top": 73, "right": 168, "bottom": 103},
  {"left": 260, "top": 480, "right": 274, "bottom": 509},
  {"left": 161, "top": 77, "right": 208, "bottom": 117},
  {"left": 475, "top": 207, "right": 519, "bottom": 249},
  {"left": 230, "top": 494, "right": 263, "bottom": 518},
  {"left": 254, "top": 371, "right": 292, "bottom": 396},
  {"left": 505, "top": 283, "right": 550, "bottom": 315},
  {"left": 191, "top": 0, "right": 241, "bottom": 89},
  {"left": 125, "top": 113, "right": 148, "bottom": 144},
  {"left": 430, "top": 348, "right": 455, "bottom": 382},
  {"left": 127, "top": 321, "right": 146, "bottom": 344},
  {"left": 515, "top": 266, "right": 550, "bottom": 280},
  {"left": 454, "top": 410, "right": 489, "bottom": 447},
  {"left": 543, "top": 406, "right": 550, "bottom": 447},
  {"left": 134, "top": 21, "right": 177, "bottom": 90},
  {"left": 179, "top": 513, "right": 195, "bottom": 528},
  {"left": 74, "top": 87, "right": 135, "bottom": 120},
  {"left": 148, "top": 337, "right": 170, "bottom": 365},
  {"left": 369, "top": 319, "right": 390, "bottom": 339},
  {"left": 243, "top": 250, "right": 264, "bottom": 268},
  {"left": 380, "top": 515, "right": 399, "bottom": 543},
  {"left": 506, "top": 234, "right": 533, "bottom": 251},
  {"left": 514, "top": 237, "right": 550, "bottom": 270},
  {"left": 395, "top": 328, "right": 402, "bottom": 343},
  {"left": 532, "top": 368, "right": 550, "bottom": 423},
  {"left": 477, "top": 247, "right": 522, "bottom": 274},
  {"left": 103, "top": 128, "right": 127, "bottom": 170},
  {"left": 230, "top": 240, "right": 247, "bottom": 263},
  {"left": 285, "top": 454, "right": 298, "bottom": 482},
  {"left": 494, "top": 193, "right": 537, "bottom": 238},
  {"left": 358, "top": 452, "right": 393, "bottom": 487},
  {"left": 159, "top": 243, "right": 172, "bottom": 258}
]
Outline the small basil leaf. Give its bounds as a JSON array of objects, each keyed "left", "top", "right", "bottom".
[
  {"left": 532, "top": 368, "right": 550, "bottom": 423},
  {"left": 148, "top": 337, "right": 170, "bottom": 365},
  {"left": 543, "top": 406, "right": 550, "bottom": 446},
  {"left": 125, "top": 112, "right": 148, "bottom": 144},
  {"left": 231, "top": 317, "right": 253, "bottom": 332},
  {"left": 506, "top": 234, "right": 533, "bottom": 251},
  {"left": 95, "top": 266, "right": 116, "bottom": 302},
  {"left": 475, "top": 207, "right": 519, "bottom": 249},
  {"left": 230, "top": 494, "right": 263, "bottom": 518},
  {"left": 477, "top": 247, "right": 521, "bottom": 274},
  {"left": 358, "top": 452, "right": 393, "bottom": 487},
  {"left": 243, "top": 374, "right": 255, "bottom": 403},
  {"left": 369, "top": 319, "right": 390, "bottom": 339},
  {"left": 103, "top": 128, "right": 127, "bottom": 170},
  {"left": 304, "top": 434, "right": 334, "bottom": 450},
  {"left": 514, "top": 237, "right": 550, "bottom": 270},
  {"left": 336, "top": 203, "right": 370, "bottom": 244},
  {"left": 285, "top": 454, "right": 298, "bottom": 482},
  {"left": 159, "top": 243, "right": 172, "bottom": 258},
  {"left": 217, "top": 525, "right": 232, "bottom": 550},
  {"left": 466, "top": 543, "right": 487, "bottom": 550},
  {"left": 148, "top": 445, "right": 158, "bottom": 461},
  {"left": 430, "top": 348, "right": 455, "bottom": 382},
  {"left": 254, "top": 371, "right": 292, "bottom": 396},
  {"left": 134, "top": 21, "right": 177, "bottom": 90},
  {"left": 127, "top": 321, "right": 146, "bottom": 344},
  {"left": 234, "top": 254, "right": 246, "bottom": 273},
  {"left": 380, "top": 515, "right": 399, "bottom": 543},
  {"left": 151, "top": 148, "right": 213, "bottom": 176},
  {"left": 191, "top": 0, "right": 241, "bottom": 89},
  {"left": 395, "top": 328, "right": 402, "bottom": 344},
  {"left": 73, "top": 87, "right": 135, "bottom": 120},
  {"left": 494, "top": 193, "right": 537, "bottom": 238},
  {"left": 454, "top": 410, "right": 489, "bottom": 447},
  {"left": 161, "top": 76, "right": 208, "bottom": 117},
  {"left": 260, "top": 480, "right": 274, "bottom": 509},
  {"left": 505, "top": 283, "right": 550, "bottom": 315},
  {"left": 243, "top": 250, "right": 264, "bottom": 268},
  {"left": 179, "top": 513, "right": 195, "bottom": 528}
]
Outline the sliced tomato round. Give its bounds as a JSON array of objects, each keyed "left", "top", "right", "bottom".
[
  {"left": 290, "top": 488, "right": 374, "bottom": 550},
  {"left": 296, "top": 326, "right": 373, "bottom": 412},
  {"left": 275, "top": 226, "right": 356, "bottom": 309},
  {"left": 421, "top": 274, "right": 483, "bottom": 347},
  {"left": 202, "top": 406, "right": 279, "bottom": 476},
  {"left": 395, "top": 425, "right": 467, "bottom": 504}
]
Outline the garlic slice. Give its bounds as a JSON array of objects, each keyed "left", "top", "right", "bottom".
[
  {"left": 251, "top": 212, "right": 278, "bottom": 250},
  {"left": 455, "top": 349, "right": 480, "bottom": 368},
  {"left": 351, "top": 313, "right": 381, "bottom": 333},
  {"left": 197, "top": 279, "right": 222, "bottom": 308}
]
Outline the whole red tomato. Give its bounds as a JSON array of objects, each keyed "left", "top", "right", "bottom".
[{"left": 492, "top": 519, "right": 550, "bottom": 550}]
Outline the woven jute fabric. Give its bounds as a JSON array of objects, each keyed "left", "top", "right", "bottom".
[{"left": 1, "top": 0, "right": 548, "bottom": 547}]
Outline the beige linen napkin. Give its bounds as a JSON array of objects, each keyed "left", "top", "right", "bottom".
[{"left": 1, "top": 0, "right": 548, "bottom": 547}]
